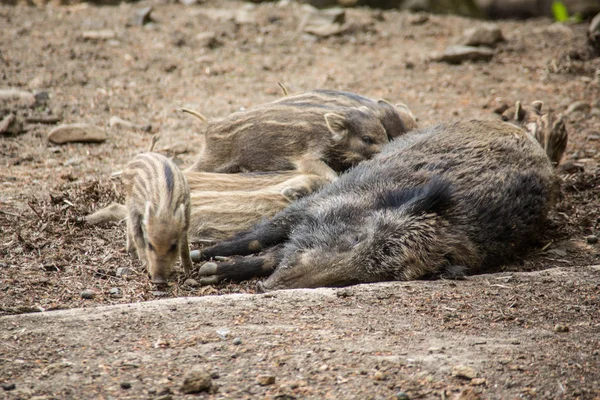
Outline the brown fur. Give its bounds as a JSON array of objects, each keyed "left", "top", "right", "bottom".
[
  {"left": 501, "top": 100, "right": 568, "bottom": 167},
  {"left": 86, "top": 170, "right": 330, "bottom": 243},
  {"left": 121, "top": 152, "right": 192, "bottom": 284},
  {"left": 186, "top": 90, "right": 418, "bottom": 179}
]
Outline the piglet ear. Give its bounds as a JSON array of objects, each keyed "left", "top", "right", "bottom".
[
  {"left": 175, "top": 203, "right": 186, "bottom": 224},
  {"left": 514, "top": 101, "right": 524, "bottom": 121},
  {"left": 324, "top": 113, "right": 347, "bottom": 142},
  {"left": 143, "top": 201, "right": 153, "bottom": 227},
  {"left": 531, "top": 100, "right": 543, "bottom": 113}
]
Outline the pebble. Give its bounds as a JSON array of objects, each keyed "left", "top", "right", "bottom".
[
  {"left": 395, "top": 391, "right": 410, "bottom": 400},
  {"left": 120, "top": 382, "right": 131, "bottom": 389},
  {"left": 452, "top": 365, "right": 478, "bottom": 379},
  {"left": 2, "top": 382, "right": 16, "bottom": 391},
  {"left": 0, "top": 113, "right": 24, "bottom": 135},
  {"left": 587, "top": 235, "right": 599, "bottom": 244},
  {"left": 109, "top": 116, "right": 137, "bottom": 129},
  {"left": 232, "top": 337, "right": 242, "bottom": 345},
  {"left": 301, "top": 5, "right": 346, "bottom": 37},
  {"left": 81, "top": 30, "right": 117, "bottom": 40},
  {"left": 0, "top": 88, "right": 36, "bottom": 107},
  {"left": 109, "top": 287, "right": 122, "bottom": 298},
  {"left": 257, "top": 374, "right": 276, "bottom": 386},
  {"left": 116, "top": 267, "right": 132, "bottom": 277},
  {"left": 216, "top": 328, "right": 231, "bottom": 340},
  {"left": 48, "top": 123, "right": 107, "bottom": 144},
  {"left": 156, "top": 396, "right": 172, "bottom": 400},
  {"left": 432, "top": 45, "right": 494, "bottom": 64},
  {"left": 184, "top": 278, "right": 199, "bottom": 287},
  {"left": 151, "top": 291, "right": 168, "bottom": 297},
  {"left": 470, "top": 377, "right": 487, "bottom": 386},
  {"left": 133, "top": 6, "right": 153, "bottom": 26},
  {"left": 554, "top": 324, "right": 569, "bottom": 333},
  {"left": 461, "top": 24, "right": 504, "bottom": 47},
  {"left": 373, "top": 370, "right": 387, "bottom": 381},
  {"left": 81, "top": 290, "right": 96, "bottom": 299},
  {"left": 180, "top": 367, "right": 213, "bottom": 394},
  {"left": 195, "top": 32, "right": 221, "bottom": 49}
]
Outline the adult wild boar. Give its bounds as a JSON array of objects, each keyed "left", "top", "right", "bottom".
[{"left": 193, "top": 120, "right": 561, "bottom": 290}]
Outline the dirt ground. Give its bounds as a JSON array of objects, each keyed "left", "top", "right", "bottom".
[{"left": 1, "top": 0, "right": 600, "bottom": 398}]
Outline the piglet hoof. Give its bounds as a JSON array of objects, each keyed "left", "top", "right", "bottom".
[
  {"left": 198, "top": 262, "right": 218, "bottom": 276},
  {"left": 190, "top": 250, "right": 202, "bottom": 262}
]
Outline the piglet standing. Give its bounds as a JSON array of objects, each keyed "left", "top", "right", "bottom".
[{"left": 122, "top": 152, "right": 193, "bottom": 284}]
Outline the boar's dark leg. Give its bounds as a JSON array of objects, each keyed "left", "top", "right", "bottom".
[
  {"left": 197, "top": 247, "right": 282, "bottom": 284},
  {"left": 191, "top": 208, "right": 304, "bottom": 261}
]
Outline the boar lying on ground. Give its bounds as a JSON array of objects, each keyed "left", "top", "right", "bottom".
[
  {"left": 86, "top": 170, "right": 330, "bottom": 243},
  {"left": 185, "top": 90, "right": 417, "bottom": 180},
  {"left": 121, "top": 152, "right": 193, "bottom": 284},
  {"left": 501, "top": 100, "right": 568, "bottom": 167},
  {"left": 193, "top": 120, "right": 561, "bottom": 291}
]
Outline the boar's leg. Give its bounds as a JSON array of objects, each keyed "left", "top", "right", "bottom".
[
  {"left": 191, "top": 208, "right": 304, "bottom": 261},
  {"left": 197, "top": 246, "right": 282, "bottom": 284}
]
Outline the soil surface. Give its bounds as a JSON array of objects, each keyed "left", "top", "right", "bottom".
[{"left": 1, "top": 0, "right": 600, "bottom": 398}]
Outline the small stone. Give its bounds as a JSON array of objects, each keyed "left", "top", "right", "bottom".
[
  {"left": 109, "top": 287, "right": 122, "bottom": 298},
  {"left": 232, "top": 337, "right": 242, "bottom": 345},
  {"left": 184, "top": 278, "right": 199, "bottom": 287},
  {"left": 2, "top": 383, "right": 16, "bottom": 391},
  {"left": 195, "top": 32, "right": 221, "bottom": 49},
  {"left": 461, "top": 24, "right": 504, "bottom": 47},
  {"left": 179, "top": 0, "right": 198, "bottom": 5},
  {"left": 81, "top": 290, "right": 96, "bottom": 299},
  {"left": 81, "top": 30, "right": 117, "bottom": 41},
  {"left": 257, "top": 374, "right": 276, "bottom": 386},
  {"left": 566, "top": 101, "right": 590, "bottom": 115},
  {"left": 109, "top": 116, "right": 137, "bottom": 129},
  {"left": 120, "top": 382, "right": 131, "bottom": 389},
  {"left": 133, "top": 6, "right": 153, "bottom": 26},
  {"left": 64, "top": 157, "right": 84, "bottom": 167},
  {"left": 151, "top": 291, "right": 168, "bottom": 297},
  {"left": 0, "top": 113, "right": 24, "bottom": 135},
  {"left": 216, "top": 328, "right": 230, "bottom": 340},
  {"left": 116, "top": 267, "right": 132, "bottom": 277},
  {"left": 300, "top": 6, "right": 346, "bottom": 38},
  {"left": 0, "top": 88, "right": 36, "bottom": 107},
  {"left": 452, "top": 365, "right": 478, "bottom": 379},
  {"left": 408, "top": 13, "right": 428, "bottom": 25},
  {"left": 48, "top": 123, "right": 107, "bottom": 144},
  {"left": 156, "top": 396, "right": 172, "bottom": 400},
  {"left": 547, "top": 248, "right": 567, "bottom": 257},
  {"left": 554, "top": 324, "right": 569, "bottom": 332},
  {"left": 373, "top": 370, "right": 387, "bottom": 381},
  {"left": 180, "top": 367, "right": 213, "bottom": 394},
  {"left": 433, "top": 46, "right": 494, "bottom": 64},
  {"left": 395, "top": 391, "right": 410, "bottom": 400},
  {"left": 470, "top": 377, "right": 487, "bottom": 386},
  {"left": 587, "top": 235, "right": 599, "bottom": 244}
]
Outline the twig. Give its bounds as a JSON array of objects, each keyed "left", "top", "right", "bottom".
[
  {"left": 26, "top": 201, "right": 43, "bottom": 221},
  {"left": 0, "top": 209, "right": 20, "bottom": 217}
]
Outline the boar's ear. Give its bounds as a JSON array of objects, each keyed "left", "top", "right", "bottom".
[
  {"left": 324, "top": 113, "right": 347, "bottom": 142},
  {"left": 375, "top": 179, "right": 454, "bottom": 215},
  {"left": 531, "top": 100, "right": 543, "bottom": 113}
]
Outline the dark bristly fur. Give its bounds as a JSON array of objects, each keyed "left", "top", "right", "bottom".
[
  {"left": 122, "top": 152, "right": 192, "bottom": 284},
  {"left": 197, "top": 120, "right": 559, "bottom": 291}
]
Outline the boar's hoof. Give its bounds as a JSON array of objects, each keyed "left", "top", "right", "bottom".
[
  {"left": 190, "top": 250, "right": 202, "bottom": 262},
  {"left": 198, "top": 276, "right": 221, "bottom": 286},
  {"left": 198, "top": 262, "right": 218, "bottom": 276},
  {"left": 256, "top": 281, "right": 268, "bottom": 293}
]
